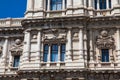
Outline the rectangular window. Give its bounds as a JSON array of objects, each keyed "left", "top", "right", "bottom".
[
  {"left": 13, "top": 56, "right": 20, "bottom": 67},
  {"left": 43, "top": 44, "right": 49, "bottom": 62},
  {"left": 109, "top": 0, "right": 111, "bottom": 8},
  {"left": 60, "top": 44, "right": 66, "bottom": 61},
  {"left": 95, "top": 0, "right": 97, "bottom": 9},
  {"left": 102, "top": 49, "right": 109, "bottom": 62},
  {"left": 51, "top": 44, "right": 58, "bottom": 62},
  {"left": 99, "top": 0, "right": 106, "bottom": 9},
  {"left": 50, "top": 0, "right": 62, "bottom": 10}
]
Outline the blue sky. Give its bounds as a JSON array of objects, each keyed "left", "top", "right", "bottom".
[{"left": 0, "top": 0, "right": 27, "bottom": 18}]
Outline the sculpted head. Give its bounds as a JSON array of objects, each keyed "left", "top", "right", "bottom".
[
  {"left": 15, "top": 39, "right": 21, "bottom": 45},
  {"left": 101, "top": 30, "right": 108, "bottom": 37}
]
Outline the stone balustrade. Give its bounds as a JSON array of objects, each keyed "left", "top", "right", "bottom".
[{"left": 0, "top": 18, "right": 22, "bottom": 27}]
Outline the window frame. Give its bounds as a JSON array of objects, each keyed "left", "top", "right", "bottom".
[
  {"left": 13, "top": 55, "right": 20, "bottom": 67},
  {"left": 43, "top": 44, "right": 49, "bottom": 62},
  {"left": 101, "top": 49, "right": 109, "bottom": 62}
]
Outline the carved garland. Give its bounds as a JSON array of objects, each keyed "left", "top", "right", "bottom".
[{"left": 96, "top": 30, "right": 115, "bottom": 49}]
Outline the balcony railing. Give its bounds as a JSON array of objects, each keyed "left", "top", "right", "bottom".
[
  {"left": 94, "top": 9, "right": 112, "bottom": 17},
  {"left": 0, "top": 18, "right": 22, "bottom": 27}
]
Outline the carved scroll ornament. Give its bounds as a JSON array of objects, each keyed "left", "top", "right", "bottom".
[
  {"left": 96, "top": 30, "right": 115, "bottom": 49},
  {"left": 10, "top": 39, "right": 23, "bottom": 56}
]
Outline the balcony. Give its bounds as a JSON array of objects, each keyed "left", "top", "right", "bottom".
[
  {"left": 0, "top": 18, "right": 22, "bottom": 27},
  {"left": 94, "top": 9, "right": 112, "bottom": 17}
]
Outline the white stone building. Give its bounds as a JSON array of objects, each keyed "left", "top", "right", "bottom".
[{"left": 0, "top": 0, "right": 120, "bottom": 80}]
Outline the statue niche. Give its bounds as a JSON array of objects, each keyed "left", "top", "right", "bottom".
[{"left": 96, "top": 30, "right": 115, "bottom": 49}]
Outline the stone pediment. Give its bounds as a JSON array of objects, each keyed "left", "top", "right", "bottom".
[{"left": 96, "top": 30, "right": 115, "bottom": 49}]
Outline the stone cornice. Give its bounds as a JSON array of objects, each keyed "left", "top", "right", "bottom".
[{"left": 21, "top": 16, "right": 89, "bottom": 27}]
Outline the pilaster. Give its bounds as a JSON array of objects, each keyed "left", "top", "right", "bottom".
[
  {"left": 25, "top": 0, "right": 34, "bottom": 18},
  {"left": 78, "top": 28, "right": 84, "bottom": 67},
  {"left": 21, "top": 30, "right": 31, "bottom": 69},
  {"left": 117, "top": 28, "right": 120, "bottom": 66},
  {"left": 0, "top": 37, "right": 9, "bottom": 73},
  {"left": 34, "top": 0, "right": 44, "bottom": 18},
  {"left": 35, "top": 30, "right": 41, "bottom": 68},
  {"left": 112, "top": 0, "right": 120, "bottom": 16},
  {"left": 89, "top": 30, "right": 94, "bottom": 68},
  {"left": 88, "top": 0, "right": 94, "bottom": 17},
  {"left": 66, "top": 0, "right": 73, "bottom": 15},
  {"left": 66, "top": 29, "right": 72, "bottom": 62}
]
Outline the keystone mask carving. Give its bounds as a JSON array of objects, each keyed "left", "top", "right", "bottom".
[{"left": 96, "top": 30, "right": 115, "bottom": 49}]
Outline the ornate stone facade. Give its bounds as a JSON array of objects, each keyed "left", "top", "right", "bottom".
[{"left": 1, "top": 0, "right": 120, "bottom": 80}]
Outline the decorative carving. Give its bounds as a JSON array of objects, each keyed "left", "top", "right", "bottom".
[
  {"left": 32, "top": 34, "right": 37, "bottom": 39},
  {"left": 96, "top": 30, "right": 115, "bottom": 49},
  {"left": 10, "top": 39, "right": 23, "bottom": 56}
]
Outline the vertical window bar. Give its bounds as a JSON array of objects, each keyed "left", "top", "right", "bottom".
[
  {"left": 95, "top": 0, "right": 97, "bottom": 9},
  {"left": 43, "top": 44, "right": 49, "bottom": 62},
  {"left": 60, "top": 44, "right": 66, "bottom": 61},
  {"left": 46, "top": 0, "right": 48, "bottom": 10},
  {"left": 109, "top": 0, "right": 111, "bottom": 8}
]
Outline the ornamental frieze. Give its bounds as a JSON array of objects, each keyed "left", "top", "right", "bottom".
[{"left": 96, "top": 30, "right": 115, "bottom": 49}]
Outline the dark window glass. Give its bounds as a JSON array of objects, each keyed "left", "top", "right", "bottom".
[
  {"left": 46, "top": 0, "right": 48, "bottom": 10},
  {"left": 13, "top": 56, "right": 20, "bottom": 67},
  {"left": 51, "top": 44, "right": 58, "bottom": 62},
  {"left": 50, "top": 0, "right": 62, "bottom": 10},
  {"left": 99, "top": 0, "right": 106, "bottom": 9},
  {"left": 102, "top": 49, "right": 109, "bottom": 62},
  {"left": 43, "top": 44, "right": 49, "bottom": 62},
  {"left": 109, "top": 0, "right": 111, "bottom": 8},
  {"left": 60, "top": 44, "right": 66, "bottom": 61},
  {"left": 95, "top": 0, "right": 97, "bottom": 9}
]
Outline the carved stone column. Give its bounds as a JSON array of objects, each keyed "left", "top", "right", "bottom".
[
  {"left": 34, "top": 0, "right": 43, "bottom": 10},
  {"left": 47, "top": 0, "right": 50, "bottom": 17},
  {"left": 66, "top": 29, "right": 72, "bottom": 62},
  {"left": 106, "top": 0, "right": 109, "bottom": 9},
  {"left": 84, "top": 0, "right": 87, "bottom": 8},
  {"left": 36, "top": 31, "right": 41, "bottom": 62},
  {"left": 57, "top": 44, "right": 61, "bottom": 66},
  {"left": 79, "top": 29, "right": 84, "bottom": 63},
  {"left": 66, "top": 0, "right": 73, "bottom": 15},
  {"left": 117, "top": 28, "right": 120, "bottom": 66},
  {"left": 89, "top": 30, "right": 94, "bottom": 67},
  {"left": 27, "top": 0, "right": 34, "bottom": 11},
  {"left": 62, "top": 0, "right": 66, "bottom": 16},
  {"left": 79, "top": 0, "right": 84, "bottom": 7},
  {"left": 22, "top": 30, "right": 31, "bottom": 65},
  {"left": 47, "top": 44, "right": 51, "bottom": 67},
  {"left": 1, "top": 37, "right": 9, "bottom": 66},
  {"left": 83, "top": 30, "right": 87, "bottom": 67},
  {"left": 47, "top": 0, "right": 50, "bottom": 11},
  {"left": 97, "top": 0, "right": 100, "bottom": 10},
  {"left": 88, "top": 0, "right": 94, "bottom": 9},
  {"left": 67, "top": 0, "right": 72, "bottom": 8}
]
